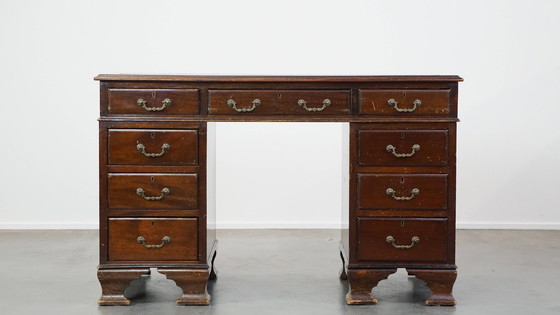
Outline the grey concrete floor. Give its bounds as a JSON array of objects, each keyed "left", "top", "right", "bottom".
[{"left": 0, "top": 229, "right": 559, "bottom": 315}]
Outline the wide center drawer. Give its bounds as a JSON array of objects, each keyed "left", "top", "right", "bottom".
[
  {"left": 357, "top": 217, "right": 448, "bottom": 262},
  {"left": 108, "top": 218, "right": 198, "bottom": 262},
  {"left": 358, "top": 130, "right": 448, "bottom": 166},
  {"left": 108, "top": 173, "right": 198, "bottom": 210},
  {"left": 208, "top": 90, "right": 350, "bottom": 115},
  {"left": 358, "top": 174, "right": 447, "bottom": 210},
  {"left": 107, "top": 89, "right": 200, "bottom": 115},
  {"left": 108, "top": 129, "right": 198, "bottom": 166}
]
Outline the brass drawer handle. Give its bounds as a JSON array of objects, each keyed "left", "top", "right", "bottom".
[
  {"left": 297, "top": 99, "right": 331, "bottom": 112},
  {"left": 137, "top": 98, "right": 172, "bottom": 112},
  {"left": 386, "top": 188, "right": 420, "bottom": 201},
  {"left": 386, "top": 144, "right": 421, "bottom": 158},
  {"left": 387, "top": 98, "right": 421, "bottom": 113},
  {"left": 136, "top": 187, "right": 170, "bottom": 201},
  {"left": 227, "top": 98, "right": 261, "bottom": 112},
  {"left": 137, "top": 236, "right": 171, "bottom": 249},
  {"left": 386, "top": 235, "right": 420, "bottom": 249},
  {"left": 136, "top": 143, "right": 170, "bottom": 157}
]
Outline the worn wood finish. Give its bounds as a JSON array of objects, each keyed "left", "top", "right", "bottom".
[
  {"left": 97, "top": 74, "right": 460, "bottom": 306},
  {"left": 108, "top": 173, "right": 198, "bottom": 210},
  {"left": 108, "top": 129, "right": 198, "bottom": 166},
  {"left": 97, "top": 268, "right": 150, "bottom": 305},
  {"left": 108, "top": 218, "right": 198, "bottom": 261},
  {"left": 108, "top": 88, "right": 200, "bottom": 115}
]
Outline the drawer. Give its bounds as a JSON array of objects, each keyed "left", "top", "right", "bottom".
[
  {"left": 208, "top": 90, "right": 350, "bottom": 115},
  {"left": 108, "top": 89, "right": 199, "bottom": 115},
  {"left": 108, "top": 218, "right": 198, "bottom": 261},
  {"left": 358, "top": 130, "right": 448, "bottom": 166},
  {"left": 358, "top": 174, "right": 447, "bottom": 210},
  {"left": 108, "top": 129, "right": 198, "bottom": 165},
  {"left": 357, "top": 217, "right": 448, "bottom": 262},
  {"left": 359, "top": 89, "right": 450, "bottom": 115},
  {"left": 108, "top": 174, "right": 198, "bottom": 210}
]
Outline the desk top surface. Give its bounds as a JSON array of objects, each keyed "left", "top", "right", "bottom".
[{"left": 95, "top": 74, "right": 463, "bottom": 83}]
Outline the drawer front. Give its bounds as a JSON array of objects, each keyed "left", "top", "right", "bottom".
[
  {"left": 358, "top": 130, "right": 448, "bottom": 166},
  {"left": 108, "top": 89, "right": 199, "bottom": 115},
  {"left": 208, "top": 90, "right": 350, "bottom": 115},
  {"left": 359, "top": 89, "right": 450, "bottom": 115},
  {"left": 358, "top": 174, "right": 447, "bottom": 210},
  {"left": 357, "top": 217, "right": 448, "bottom": 262},
  {"left": 108, "top": 174, "right": 198, "bottom": 210},
  {"left": 108, "top": 129, "right": 198, "bottom": 166},
  {"left": 108, "top": 218, "right": 198, "bottom": 261}
]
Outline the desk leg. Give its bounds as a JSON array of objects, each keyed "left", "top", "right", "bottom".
[
  {"left": 97, "top": 268, "right": 150, "bottom": 306},
  {"left": 346, "top": 269, "right": 396, "bottom": 304},
  {"left": 158, "top": 268, "right": 211, "bottom": 305},
  {"left": 408, "top": 269, "right": 457, "bottom": 306}
]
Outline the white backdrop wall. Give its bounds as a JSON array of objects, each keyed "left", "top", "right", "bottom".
[{"left": 0, "top": 0, "right": 558, "bottom": 229}]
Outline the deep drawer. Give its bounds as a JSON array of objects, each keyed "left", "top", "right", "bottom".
[
  {"left": 108, "top": 129, "right": 198, "bottom": 166},
  {"left": 208, "top": 90, "right": 350, "bottom": 115},
  {"left": 359, "top": 89, "right": 450, "bottom": 116},
  {"left": 108, "top": 89, "right": 199, "bottom": 115},
  {"left": 357, "top": 217, "right": 448, "bottom": 262},
  {"left": 108, "top": 218, "right": 198, "bottom": 261},
  {"left": 358, "top": 174, "right": 447, "bottom": 210},
  {"left": 108, "top": 174, "right": 198, "bottom": 210},
  {"left": 358, "top": 130, "right": 448, "bottom": 166}
]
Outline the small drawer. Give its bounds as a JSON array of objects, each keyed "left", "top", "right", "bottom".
[
  {"left": 108, "top": 129, "right": 198, "bottom": 166},
  {"left": 108, "top": 218, "right": 198, "bottom": 261},
  {"left": 359, "top": 89, "right": 450, "bottom": 115},
  {"left": 358, "top": 174, "right": 447, "bottom": 210},
  {"left": 357, "top": 217, "right": 448, "bottom": 262},
  {"left": 208, "top": 90, "right": 350, "bottom": 115},
  {"left": 108, "top": 89, "right": 199, "bottom": 115},
  {"left": 108, "top": 174, "right": 198, "bottom": 210},
  {"left": 358, "top": 130, "right": 448, "bottom": 166}
]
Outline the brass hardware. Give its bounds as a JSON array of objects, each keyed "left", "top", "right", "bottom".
[
  {"left": 136, "top": 187, "right": 170, "bottom": 201},
  {"left": 386, "top": 235, "right": 420, "bottom": 249},
  {"left": 386, "top": 188, "right": 420, "bottom": 201},
  {"left": 136, "top": 143, "right": 170, "bottom": 157},
  {"left": 227, "top": 98, "right": 261, "bottom": 112},
  {"left": 297, "top": 99, "right": 331, "bottom": 112},
  {"left": 386, "top": 144, "right": 421, "bottom": 158},
  {"left": 136, "top": 236, "right": 171, "bottom": 249},
  {"left": 387, "top": 98, "right": 421, "bottom": 112},
  {"left": 137, "top": 98, "right": 171, "bottom": 112}
]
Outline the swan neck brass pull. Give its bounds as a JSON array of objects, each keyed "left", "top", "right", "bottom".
[
  {"left": 136, "top": 143, "right": 170, "bottom": 157},
  {"left": 227, "top": 98, "right": 261, "bottom": 112},
  {"left": 386, "top": 144, "right": 420, "bottom": 158},
  {"left": 297, "top": 99, "right": 331, "bottom": 112},
  {"left": 136, "top": 187, "right": 170, "bottom": 201},
  {"left": 137, "top": 236, "right": 171, "bottom": 249},
  {"left": 386, "top": 235, "right": 420, "bottom": 249},
  {"left": 137, "top": 98, "right": 171, "bottom": 112},
  {"left": 387, "top": 98, "right": 421, "bottom": 113},
  {"left": 386, "top": 188, "right": 420, "bottom": 201}
]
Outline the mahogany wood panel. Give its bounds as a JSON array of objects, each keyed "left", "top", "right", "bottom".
[
  {"left": 108, "top": 218, "right": 198, "bottom": 261},
  {"left": 108, "top": 173, "right": 198, "bottom": 210},
  {"left": 208, "top": 90, "right": 350, "bottom": 115},
  {"left": 108, "top": 89, "right": 200, "bottom": 115},
  {"left": 356, "top": 218, "right": 448, "bottom": 262},
  {"left": 108, "top": 129, "right": 198, "bottom": 166},
  {"left": 358, "top": 130, "right": 448, "bottom": 167},
  {"left": 357, "top": 174, "right": 447, "bottom": 210},
  {"left": 359, "top": 89, "right": 450, "bottom": 116}
]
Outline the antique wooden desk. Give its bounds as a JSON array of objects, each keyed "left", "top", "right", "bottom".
[{"left": 95, "top": 74, "right": 461, "bottom": 306}]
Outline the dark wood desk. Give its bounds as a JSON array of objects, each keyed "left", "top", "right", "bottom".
[{"left": 95, "top": 75, "right": 461, "bottom": 306}]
